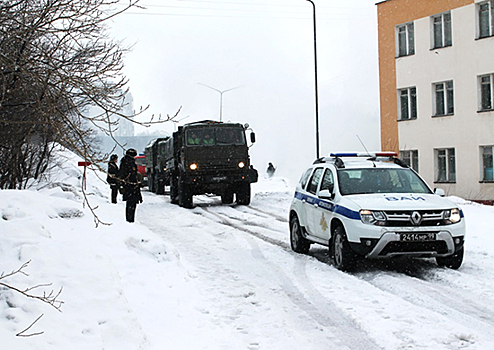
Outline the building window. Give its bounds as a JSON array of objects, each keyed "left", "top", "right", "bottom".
[
  {"left": 432, "top": 12, "right": 452, "bottom": 48},
  {"left": 396, "top": 22, "right": 415, "bottom": 57},
  {"left": 435, "top": 148, "right": 456, "bottom": 183},
  {"left": 479, "top": 74, "right": 494, "bottom": 111},
  {"left": 482, "top": 146, "right": 494, "bottom": 181},
  {"left": 433, "top": 80, "right": 454, "bottom": 116},
  {"left": 400, "top": 150, "right": 419, "bottom": 172},
  {"left": 398, "top": 87, "right": 417, "bottom": 120},
  {"left": 478, "top": 1, "right": 494, "bottom": 38}
]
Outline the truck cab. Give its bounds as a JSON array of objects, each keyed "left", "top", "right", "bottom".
[{"left": 166, "top": 120, "right": 258, "bottom": 208}]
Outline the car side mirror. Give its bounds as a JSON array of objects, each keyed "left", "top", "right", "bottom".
[
  {"left": 434, "top": 188, "right": 445, "bottom": 197},
  {"left": 250, "top": 132, "right": 256, "bottom": 143},
  {"left": 318, "top": 189, "right": 334, "bottom": 200}
]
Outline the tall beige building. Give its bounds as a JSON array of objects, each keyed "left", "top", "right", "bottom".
[{"left": 377, "top": 0, "right": 494, "bottom": 203}]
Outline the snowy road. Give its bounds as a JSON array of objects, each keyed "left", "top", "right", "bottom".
[{"left": 136, "top": 183, "right": 494, "bottom": 350}]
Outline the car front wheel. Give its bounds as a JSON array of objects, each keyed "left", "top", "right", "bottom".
[
  {"left": 332, "top": 226, "right": 357, "bottom": 271},
  {"left": 436, "top": 246, "right": 464, "bottom": 269}
]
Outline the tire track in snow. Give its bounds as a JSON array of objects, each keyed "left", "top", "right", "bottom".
[
  {"left": 196, "top": 205, "right": 383, "bottom": 349},
  {"left": 194, "top": 206, "right": 290, "bottom": 250},
  {"left": 234, "top": 205, "right": 288, "bottom": 223},
  {"left": 241, "top": 234, "right": 383, "bottom": 350},
  {"left": 359, "top": 271, "right": 494, "bottom": 334}
]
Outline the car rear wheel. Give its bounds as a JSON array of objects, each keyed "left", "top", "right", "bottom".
[
  {"left": 436, "top": 246, "right": 464, "bottom": 269},
  {"left": 332, "top": 226, "right": 357, "bottom": 271},
  {"left": 290, "top": 215, "right": 310, "bottom": 254}
]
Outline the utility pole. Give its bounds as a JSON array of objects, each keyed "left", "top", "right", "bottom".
[{"left": 307, "top": 0, "right": 320, "bottom": 159}]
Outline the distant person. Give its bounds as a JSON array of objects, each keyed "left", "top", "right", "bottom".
[
  {"left": 267, "top": 162, "right": 276, "bottom": 178},
  {"left": 107, "top": 154, "right": 119, "bottom": 204},
  {"left": 118, "top": 148, "right": 143, "bottom": 223}
]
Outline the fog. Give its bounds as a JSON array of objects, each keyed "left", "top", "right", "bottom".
[{"left": 109, "top": 0, "right": 380, "bottom": 185}]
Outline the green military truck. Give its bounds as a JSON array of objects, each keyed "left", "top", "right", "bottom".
[
  {"left": 164, "top": 120, "right": 258, "bottom": 208},
  {"left": 145, "top": 136, "right": 170, "bottom": 195}
]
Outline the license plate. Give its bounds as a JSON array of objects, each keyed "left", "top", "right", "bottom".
[
  {"left": 400, "top": 232, "right": 436, "bottom": 242},
  {"left": 212, "top": 176, "right": 227, "bottom": 181}
]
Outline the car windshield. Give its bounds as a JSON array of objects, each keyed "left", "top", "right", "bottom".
[
  {"left": 337, "top": 168, "right": 432, "bottom": 195},
  {"left": 186, "top": 127, "right": 245, "bottom": 146}
]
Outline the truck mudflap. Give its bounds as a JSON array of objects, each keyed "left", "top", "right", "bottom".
[{"left": 183, "top": 168, "right": 258, "bottom": 184}]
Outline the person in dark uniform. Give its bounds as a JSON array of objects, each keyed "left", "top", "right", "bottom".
[
  {"left": 266, "top": 162, "right": 276, "bottom": 178},
  {"left": 118, "top": 148, "right": 143, "bottom": 223},
  {"left": 107, "top": 154, "right": 119, "bottom": 204}
]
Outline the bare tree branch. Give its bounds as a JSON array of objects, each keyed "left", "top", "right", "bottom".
[
  {"left": 0, "top": 261, "right": 64, "bottom": 311},
  {"left": 16, "top": 314, "right": 45, "bottom": 337}
]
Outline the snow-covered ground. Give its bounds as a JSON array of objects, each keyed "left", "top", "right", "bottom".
[{"left": 1, "top": 149, "right": 494, "bottom": 350}]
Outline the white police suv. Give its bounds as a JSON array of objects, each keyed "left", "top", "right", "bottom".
[{"left": 289, "top": 152, "right": 465, "bottom": 271}]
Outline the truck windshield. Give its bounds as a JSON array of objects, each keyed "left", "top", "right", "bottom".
[
  {"left": 186, "top": 127, "right": 245, "bottom": 146},
  {"left": 338, "top": 168, "right": 432, "bottom": 195}
]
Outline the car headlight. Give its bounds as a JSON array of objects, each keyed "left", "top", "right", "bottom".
[
  {"left": 189, "top": 163, "right": 198, "bottom": 171},
  {"left": 238, "top": 161, "right": 245, "bottom": 169},
  {"left": 444, "top": 208, "right": 461, "bottom": 224},
  {"left": 360, "top": 210, "right": 387, "bottom": 226}
]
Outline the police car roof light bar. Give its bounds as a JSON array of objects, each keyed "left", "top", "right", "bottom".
[{"left": 329, "top": 152, "right": 398, "bottom": 158}]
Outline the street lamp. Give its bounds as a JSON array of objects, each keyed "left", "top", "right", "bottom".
[
  {"left": 198, "top": 83, "right": 241, "bottom": 122},
  {"left": 306, "top": 0, "right": 320, "bottom": 159}
]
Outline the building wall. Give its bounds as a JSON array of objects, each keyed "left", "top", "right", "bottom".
[
  {"left": 378, "top": 0, "right": 494, "bottom": 201},
  {"left": 377, "top": 0, "right": 473, "bottom": 151}
]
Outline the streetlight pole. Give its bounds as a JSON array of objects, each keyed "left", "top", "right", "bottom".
[
  {"left": 198, "top": 83, "right": 241, "bottom": 122},
  {"left": 307, "top": 0, "right": 320, "bottom": 159}
]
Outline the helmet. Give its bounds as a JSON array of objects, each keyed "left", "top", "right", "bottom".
[
  {"left": 126, "top": 148, "right": 137, "bottom": 157},
  {"left": 110, "top": 154, "right": 118, "bottom": 161}
]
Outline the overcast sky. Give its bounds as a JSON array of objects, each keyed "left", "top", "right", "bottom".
[{"left": 109, "top": 0, "right": 380, "bottom": 183}]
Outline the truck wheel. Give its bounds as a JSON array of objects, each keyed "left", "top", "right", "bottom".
[
  {"left": 170, "top": 176, "right": 179, "bottom": 204},
  {"left": 221, "top": 190, "right": 234, "bottom": 204},
  {"left": 236, "top": 183, "right": 251, "bottom": 205},
  {"left": 436, "top": 246, "right": 464, "bottom": 269},
  {"left": 156, "top": 178, "right": 165, "bottom": 195},
  {"left": 148, "top": 174, "right": 154, "bottom": 193},
  {"left": 290, "top": 215, "right": 310, "bottom": 254},
  {"left": 178, "top": 180, "right": 193, "bottom": 208},
  {"left": 331, "top": 226, "right": 357, "bottom": 271}
]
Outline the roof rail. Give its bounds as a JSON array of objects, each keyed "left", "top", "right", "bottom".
[
  {"left": 313, "top": 151, "right": 406, "bottom": 169},
  {"left": 393, "top": 157, "right": 409, "bottom": 168}
]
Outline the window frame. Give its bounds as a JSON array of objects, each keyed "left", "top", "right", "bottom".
[
  {"left": 478, "top": 74, "right": 494, "bottom": 112},
  {"left": 433, "top": 80, "right": 454, "bottom": 116},
  {"left": 435, "top": 148, "right": 456, "bottom": 183},
  {"left": 397, "top": 87, "right": 417, "bottom": 120},
  {"left": 396, "top": 22, "right": 415, "bottom": 57},
  {"left": 400, "top": 150, "right": 419, "bottom": 173},
  {"left": 299, "top": 168, "right": 313, "bottom": 190},
  {"left": 320, "top": 169, "right": 335, "bottom": 193},
  {"left": 431, "top": 12, "right": 452, "bottom": 49},
  {"left": 481, "top": 146, "right": 494, "bottom": 182},
  {"left": 478, "top": 0, "right": 494, "bottom": 39},
  {"left": 307, "top": 167, "right": 324, "bottom": 194}
]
